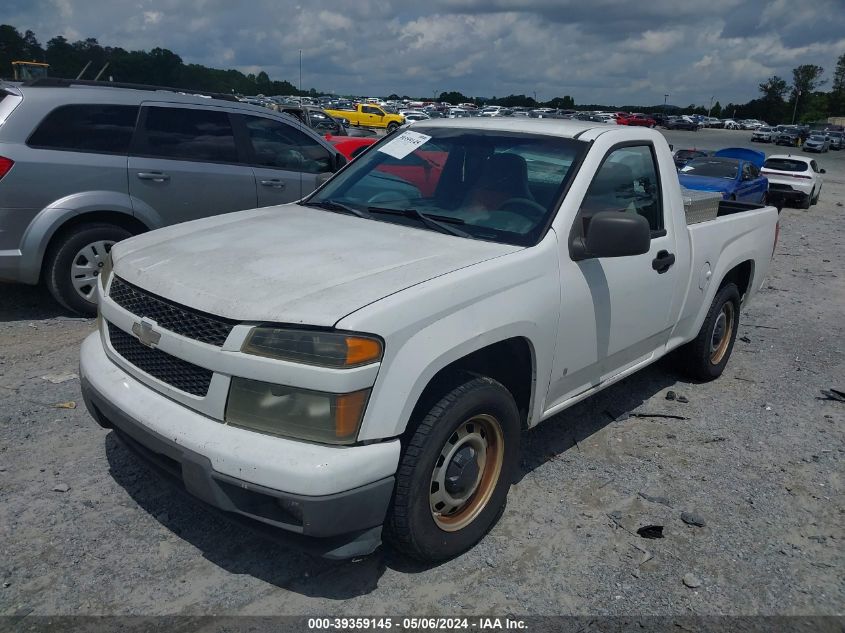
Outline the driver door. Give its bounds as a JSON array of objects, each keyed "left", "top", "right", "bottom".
[{"left": 546, "top": 144, "right": 679, "bottom": 409}]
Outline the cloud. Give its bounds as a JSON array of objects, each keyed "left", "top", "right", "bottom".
[{"left": 5, "top": 0, "right": 845, "bottom": 105}]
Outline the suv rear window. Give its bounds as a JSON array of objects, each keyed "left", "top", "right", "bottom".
[
  {"left": 27, "top": 104, "right": 139, "bottom": 154},
  {"left": 763, "top": 158, "right": 808, "bottom": 172},
  {"left": 135, "top": 107, "right": 238, "bottom": 163}
]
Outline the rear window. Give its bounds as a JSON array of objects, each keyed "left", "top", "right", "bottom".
[
  {"left": 680, "top": 158, "right": 738, "bottom": 179},
  {"left": 135, "top": 106, "right": 238, "bottom": 163},
  {"left": 763, "top": 158, "right": 808, "bottom": 172},
  {"left": 27, "top": 104, "right": 139, "bottom": 154}
]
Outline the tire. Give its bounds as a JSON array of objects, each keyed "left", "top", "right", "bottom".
[
  {"left": 44, "top": 223, "right": 131, "bottom": 315},
  {"left": 800, "top": 190, "right": 812, "bottom": 209},
  {"left": 811, "top": 187, "right": 820, "bottom": 205},
  {"left": 386, "top": 122, "right": 400, "bottom": 133},
  {"left": 385, "top": 375, "right": 520, "bottom": 562},
  {"left": 678, "top": 283, "right": 741, "bottom": 381}
]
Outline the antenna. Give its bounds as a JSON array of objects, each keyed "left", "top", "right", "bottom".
[{"left": 299, "top": 49, "right": 303, "bottom": 200}]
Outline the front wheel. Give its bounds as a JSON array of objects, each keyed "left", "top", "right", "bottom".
[
  {"left": 678, "top": 283, "right": 741, "bottom": 381},
  {"left": 385, "top": 375, "right": 520, "bottom": 562},
  {"left": 44, "top": 223, "right": 131, "bottom": 315}
]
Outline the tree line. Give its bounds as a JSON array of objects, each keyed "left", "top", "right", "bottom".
[
  {"left": 0, "top": 24, "right": 308, "bottom": 96},
  {"left": 2, "top": 23, "right": 843, "bottom": 122}
]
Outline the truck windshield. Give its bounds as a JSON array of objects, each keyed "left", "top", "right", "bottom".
[{"left": 305, "top": 127, "right": 587, "bottom": 246}]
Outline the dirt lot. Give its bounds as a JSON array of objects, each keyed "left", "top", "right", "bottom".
[{"left": 1, "top": 133, "right": 843, "bottom": 619}]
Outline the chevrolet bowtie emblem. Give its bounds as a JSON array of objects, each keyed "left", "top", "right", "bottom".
[{"left": 132, "top": 318, "right": 161, "bottom": 348}]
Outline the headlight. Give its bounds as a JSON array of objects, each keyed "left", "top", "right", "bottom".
[
  {"left": 100, "top": 249, "right": 113, "bottom": 290},
  {"left": 225, "top": 378, "right": 369, "bottom": 444},
  {"left": 242, "top": 327, "right": 382, "bottom": 368}
]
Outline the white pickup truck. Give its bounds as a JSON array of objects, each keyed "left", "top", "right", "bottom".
[{"left": 80, "top": 119, "right": 779, "bottom": 561}]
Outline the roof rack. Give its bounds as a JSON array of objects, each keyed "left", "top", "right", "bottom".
[{"left": 24, "top": 77, "right": 239, "bottom": 102}]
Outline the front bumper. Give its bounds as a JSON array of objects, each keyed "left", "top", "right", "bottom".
[{"left": 80, "top": 333, "right": 399, "bottom": 559}]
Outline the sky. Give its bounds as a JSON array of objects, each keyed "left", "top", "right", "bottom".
[{"left": 5, "top": 0, "right": 845, "bottom": 106}]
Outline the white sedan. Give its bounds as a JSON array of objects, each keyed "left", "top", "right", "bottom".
[{"left": 761, "top": 154, "right": 826, "bottom": 209}]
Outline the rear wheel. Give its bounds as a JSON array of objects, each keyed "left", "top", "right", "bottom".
[
  {"left": 678, "top": 283, "right": 741, "bottom": 381},
  {"left": 44, "top": 223, "right": 131, "bottom": 315},
  {"left": 387, "top": 122, "right": 400, "bottom": 133},
  {"left": 385, "top": 375, "right": 520, "bottom": 562},
  {"left": 800, "top": 190, "right": 812, "bottom": 209}
]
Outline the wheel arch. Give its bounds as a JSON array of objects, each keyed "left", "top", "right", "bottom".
[
  {"left": 718, "top": 259, "right": 754, "bottom": 303},
  {"left": 402, "top": 336, "right": 537, "bottom": 440},
  {"left": 18, "top": 191, "right": 153, "bottom": 284},
  {"left": 39, "top": 211, "right": 150, "bottom": 281}
]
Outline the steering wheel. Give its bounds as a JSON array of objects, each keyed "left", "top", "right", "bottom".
[
  {"left": 476, "top": 210, "right": 534, "bottom": 233},
  {"left": 368, "top": 192, "right": 412, "bottom": 206},
  {"left": 497, "top": 197, "right": 546, "bottom": 222}
]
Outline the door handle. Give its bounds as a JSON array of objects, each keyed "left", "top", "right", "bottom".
[
  {"left": 260, "top": 179, "right": 286, "bottom": 189},
  {"left": 136, "top": 171, "right": 170, "bottom": 182},
  {"left": 652, "top": 250, "right": 676, "bottom": 274}
]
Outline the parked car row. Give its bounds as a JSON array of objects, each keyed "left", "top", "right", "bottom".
[
  {"left": 671, "top": 145, "right": 826, "bottom": 209},
  {"left": 751, "top": 124, "right": 841, "bottom": 152}
]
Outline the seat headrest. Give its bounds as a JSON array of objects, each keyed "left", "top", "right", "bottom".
[{"left": 590, "top": 162, "right": 634, "bottom": 197}]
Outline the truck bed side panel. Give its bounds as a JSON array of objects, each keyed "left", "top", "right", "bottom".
[{"left": 668, "top": 206, "right": 778, "bottom": 350}]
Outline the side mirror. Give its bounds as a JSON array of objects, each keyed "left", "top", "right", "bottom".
[
  {"left": 333, "top": 153, "right": 347, "bottom": 172},
  {"left": 571, "top": 211, "right": 651, "bottom": 260},
  {"left": 820, "top": 168, "right": 826, "bottom": 174}
]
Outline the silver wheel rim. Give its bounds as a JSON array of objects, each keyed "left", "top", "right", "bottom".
[
  {"left": 71, "top": 240, "right": 114, "bottom": 302},
  {"left": 429, "top": 414, "right": 504, "bottom": 532},
  {"left": 710, "top": 302, "right": 734, "bottom": 365}
]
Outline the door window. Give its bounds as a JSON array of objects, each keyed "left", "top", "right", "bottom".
[
  {"left": 136, "top": 107, "right": 238, "bottom": 163},
  {"left": 243, "top": 116, "right": 332, "bottom": 173},
  {"left": 579, "top": 145, "right": 664, "bottom": 233},
  {"left": 27, "top": 104, "right": 139, "bottom": 154}
]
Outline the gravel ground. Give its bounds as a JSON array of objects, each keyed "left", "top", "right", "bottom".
[{"left": 0, "top": 131, "right": 843, "bottom": 618}]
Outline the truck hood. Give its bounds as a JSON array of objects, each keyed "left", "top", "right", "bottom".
[{"left": 111, "top": 204, "right": 521, "bottom": 326}]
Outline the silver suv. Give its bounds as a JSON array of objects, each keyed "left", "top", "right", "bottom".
[{"left": 0, "top": 79, "right": 346, "bottom": 314}]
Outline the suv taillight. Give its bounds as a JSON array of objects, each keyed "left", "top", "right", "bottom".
[{"left": 0, "top": 156, "right": 13, "bottom": 180}]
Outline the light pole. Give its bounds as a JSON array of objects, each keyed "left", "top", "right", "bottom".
[
  {"left": 708, "top": 95, "right": 715, "bottom": 118},
  {"left": 663, "top": 93, "right": 669, "bottom": 121},
  {"left": 791, "top": 90, "right": 801, "bottom": 124}
]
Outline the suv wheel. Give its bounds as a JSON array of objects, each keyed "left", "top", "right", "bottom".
[
  {"left": 45, "top": 223, "right": 131, "bottom": 315},
  {"left": 387, "top": 122, "right": 400, "bottom": 133},
  {"left": 386, "top": 375, "right": 520, "bottom": 561}
]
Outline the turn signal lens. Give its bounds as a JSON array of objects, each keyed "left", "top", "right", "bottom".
[
  {"left": 344, "top": 336, "right": 382, "bottom": 366},
  {"left": 242, "top": 327, "right": 383, "bottom": 368}
]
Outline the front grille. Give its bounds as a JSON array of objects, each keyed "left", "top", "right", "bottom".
[
  {"left": 108, "top": 323, "right": 213, "bottom": 397},
  {"left": 109, "top": 277, "right": 236, "bottom": 346}
]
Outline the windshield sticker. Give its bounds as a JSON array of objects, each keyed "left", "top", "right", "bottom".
[{"left": 377, "top": 131, "right": 432, "bottom": 159}]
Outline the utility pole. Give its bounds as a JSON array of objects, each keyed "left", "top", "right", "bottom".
[{"left": 791, "top": 89, "right": 801, "bottom": 124}]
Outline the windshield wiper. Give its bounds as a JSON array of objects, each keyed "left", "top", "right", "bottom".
[
  {"left": 304, "top": 199, "right": 372, "bottom": 219},
  {"left": 367, "top": 207, "right": 471, "bottom": 238}
]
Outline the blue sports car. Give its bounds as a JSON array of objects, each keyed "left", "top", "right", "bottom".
[{"left": 678, "top": 148, "right": 768, "bottom": 203}]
